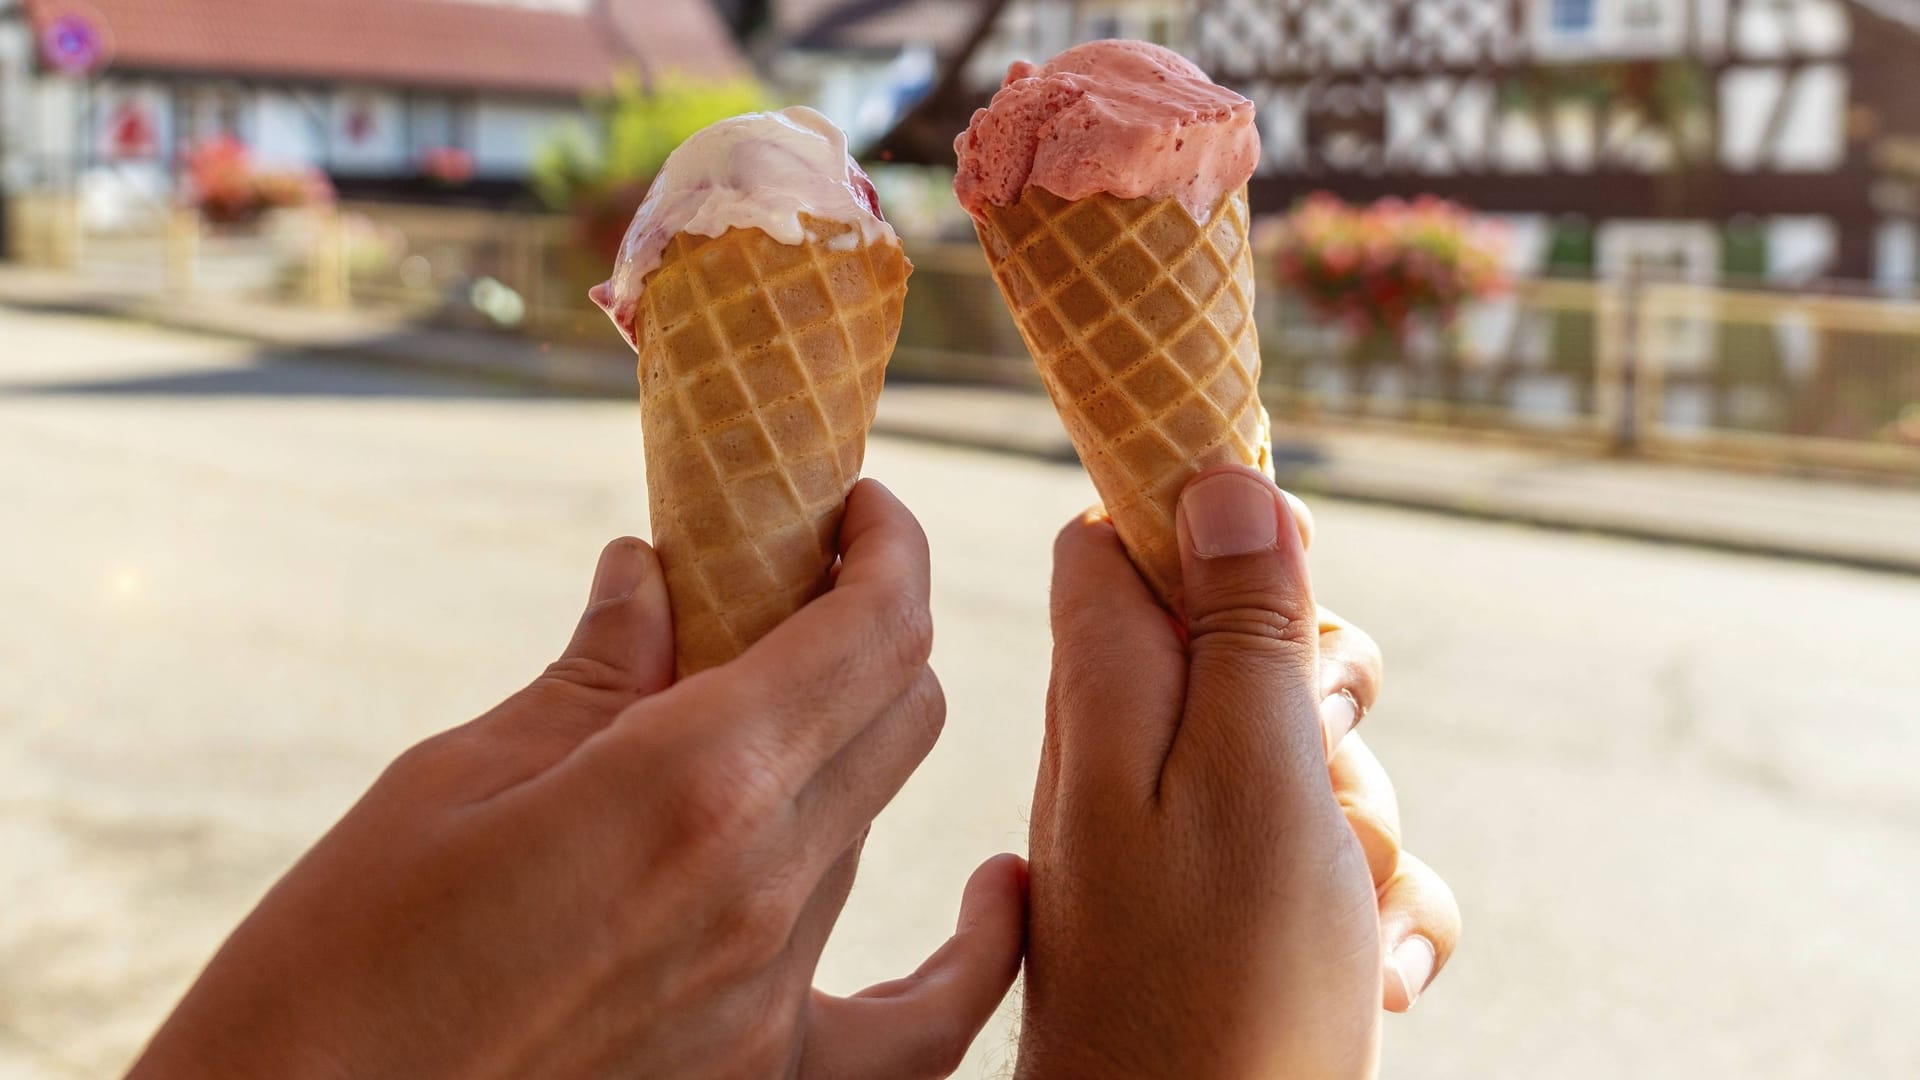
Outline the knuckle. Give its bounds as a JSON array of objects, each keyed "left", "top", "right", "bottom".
[
  {"left": 1325, "top": 661, "right": 1381, "bottom": 721},
  {"left": 571, "top": 592, "right": 627, "bottom": 635},
  {"left": 1340, "top": 800, "right": 1403, "bottom": 886},
  {"left": 1343, "top": 625, "right": 1386, "bottom": 689},
  {"left": 1351, "top": 654, "right": 1384, "bottom": 706},
  {"left": 709, "top": 882, "right": 800, "bottom": 975},
  {"left": 871, "top": 589, "right": 935, "bottom": 672},
  {"left": 664, "top": 747, "right": 790, "bottom": 854},
  {"left": 904, "top": 669, "right": 948, "bottom": 748},
  {"left": 539, "top": 653, "right": 631, "bottom": 696},
  {"left": 732, "top": 1001, "right": 801, "bottom": 1075},
  {"left": 1346, "top": 619, "right": 1383, "bottom": 664},
  {"left": 1189, "top": 603, "right": 1318, "bottom": 651},
  {"left": 380, "top": 730, "right": 466, "bottom": 788}
]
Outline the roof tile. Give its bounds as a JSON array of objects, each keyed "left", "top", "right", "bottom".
[{"left": 24, "top": 0, "right": 745, "bottom": 96}]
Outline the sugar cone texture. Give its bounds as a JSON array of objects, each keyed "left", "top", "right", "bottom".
[
  {"left": 635, "top": 215, "right": 909, "bottom": 675},
  {"left": 975, "top": 185, "right": 1272, "bottom": 613}
]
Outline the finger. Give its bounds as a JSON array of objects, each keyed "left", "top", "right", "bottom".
[
  {"left": 785, "top": 835, "right": 865, "bottom": 976},
  {"left": 800, "top": 854, "right": 1027, "bottom": 1080},
  {"left": 1379, "top": 853, "right": 1461, "bottom": 1012},
  {"left": 1282, "top": 489, "right": 1317, "bottom": 552},
  {"left": 713, "top": 478, "right": 935, "bottom": 790},
  {"left": 1166, "top": 466, "right": 1325, "bottom": 799},
  {"left": 1046, "top": 509, "right": 1185, "bottom": 798},
  {"left": 450, "top": 537, "right": 674, "bottom": 796},
  {"left": 790, "top": 667, "right": 945, "bottom": 878},
  {"left": 1317, "top": 606, "right": 1382, "bottom": 755},
  {"left": 1030, "top": 679, "right": 1064, "bottom": 850},
  {"left": 566, "top": 537, "right": 678, "bottom": 691},
  {"left": 1330, "top": 734, "right": 1402, "bottom": 888}
]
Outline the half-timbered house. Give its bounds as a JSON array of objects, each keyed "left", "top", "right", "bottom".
[
  {"left": 875, "top": 0, "right": 1920, "bottom": 288},
  {"left": 1189, "top": 0, "right": 1920, "bottom": 286}
]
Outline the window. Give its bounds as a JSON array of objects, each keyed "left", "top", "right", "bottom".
[
  {"left": 1621, "top": 0, "right": 1664, "bottom": 31},
  {"left": 1551, "top": 0, "right": 1596, "bottom": 34},
  {"left": 1541, "top": 0, "right": 1678, "bottom": 52}
]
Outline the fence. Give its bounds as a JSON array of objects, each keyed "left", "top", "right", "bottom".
[
  {"left": 895, "top": 238, "right": 1920, "bottom": 477},
  {"left": 330, "top": 202, "right": 606, "bottom": 343},
  {"left": 11, "top": 197, "right": 1919, "bottom": 478}
]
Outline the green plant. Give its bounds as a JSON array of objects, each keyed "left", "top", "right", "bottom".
[{"left": 532, "top": 74, "right": 765, "bottom": 213}]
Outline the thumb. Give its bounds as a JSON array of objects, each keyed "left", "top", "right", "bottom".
[
  {"left": 800, "top": 854, "right": 1027, "bottom": 1080},
  {"left": 467, "top": 538, "right": 673, "bottom": 758},
  {"left": 552, "top": 536, "right": 675, "bottom": 699},
  {"left": 1169, "top": 467, "right": 1325, "bottom": 790}
]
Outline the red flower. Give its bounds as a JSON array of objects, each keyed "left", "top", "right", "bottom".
[{"left": 419, "top": 146, "right": 475, "bottom": 185}]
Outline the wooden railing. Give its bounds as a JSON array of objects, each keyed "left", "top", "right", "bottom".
[{"left": 10, "top": 196, "right": 1917, "bottom": 477}]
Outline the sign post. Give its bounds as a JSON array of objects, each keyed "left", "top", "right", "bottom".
[{"left": 35, "top": 7, "right": 110, "bottom": 269}]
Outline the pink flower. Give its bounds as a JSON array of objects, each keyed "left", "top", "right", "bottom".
[
  {"left": 1263, "top": 193, "right": 1506, "bottom": 341},
  {"left": 419, "top": 146, "right": 475, "bottom": 185}
]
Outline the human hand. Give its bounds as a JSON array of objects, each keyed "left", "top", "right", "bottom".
[
  {"left": 1021, "top": 466, "right": 1460, "bottom": 1078},
  {"left": 130, "top": 480, "right": 1025, "bottom": 1080},
  {"left": 1316, "top": 612, "right": 1461, "bottom": 1015}
]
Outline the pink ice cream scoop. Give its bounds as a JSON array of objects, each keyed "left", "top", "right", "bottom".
[
  {"left": 591, "top": 107, "right": 894, "bottom": 350},
  {"left": 953, "top": 40, "right": 1259, "bottom": 223}
]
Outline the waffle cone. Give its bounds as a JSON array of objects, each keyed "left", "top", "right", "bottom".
[
  {"left": 634, "top": 215, "right": 909, "bottom": 675},
  {"left": 975, "top": 185, "right": 1271, "bottom": 613}
]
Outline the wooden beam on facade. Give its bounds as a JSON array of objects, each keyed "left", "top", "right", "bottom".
[{"left": 1250, "top": 163, "right": 1878, "bottom": 218}]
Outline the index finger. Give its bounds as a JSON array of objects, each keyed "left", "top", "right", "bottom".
[
  {"left": 1047, "top": 509, "right": 1185, "bottom": 800},
  {"left": 710, "top": 477, "right": 936, "bottom": 780},
  {"left": 1282, "top": 489, "right": 1316, "bottom": 552},
  {"left": 537, "top": 479, "right": 932, "bottom": 821}
]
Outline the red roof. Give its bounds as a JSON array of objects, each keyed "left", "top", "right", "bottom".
[{"left": 24, "top": 0, "right": 746, "bottom": 97}]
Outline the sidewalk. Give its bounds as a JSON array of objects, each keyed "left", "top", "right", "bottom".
[
  {"left": 6, "top": 264, "right": 1919, "bottom": 575},
  {"left": 876, "top": 384, "right": 1920, "bottom": 574}
]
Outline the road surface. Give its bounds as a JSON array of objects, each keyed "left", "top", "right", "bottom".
[{"left": 3, "top": 305, "right": 1918, "bottom": 1078}]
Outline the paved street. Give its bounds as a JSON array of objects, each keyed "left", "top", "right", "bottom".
[{"left": 3, "top": 304, "right": 1919, "bottom": 1079}]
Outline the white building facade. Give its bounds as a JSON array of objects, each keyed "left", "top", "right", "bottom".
[{"left": 0, "top": 0, "right": 743, "bottom": 226}]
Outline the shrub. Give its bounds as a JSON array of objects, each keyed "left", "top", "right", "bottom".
[
  {"left": 1269, "top": 193, "right": 1506, "bottom": 341},
  {"left": 182, "top": 135, "right": 334, "bottom": 225},
  {"left": 533, "top": 74, "right": 765, "bottom": 260}
]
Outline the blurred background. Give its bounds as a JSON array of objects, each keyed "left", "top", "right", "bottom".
[{"left": 2, "top": 0, "right": 1918, "bottom": 1076}]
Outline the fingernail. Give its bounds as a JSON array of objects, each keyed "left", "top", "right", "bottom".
[
  {"left": 1389, "top": 935, "right": 1437, "bottom": 1010},
  {"left": 1180, "top": 471, "right": 1280, "bottom": 558},
  {"left": 590, "top": 539, "right": 646, "bottom": 603},
  {"left": 1320, "top": 690, "right": 1359, "bottom": 753}
]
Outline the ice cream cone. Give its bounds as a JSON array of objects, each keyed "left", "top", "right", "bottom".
[
  {"left": 635, "top": 214, "right": 909, "bottom": 675},
  {"left": 975, "top": 184, "right": 1270, "bottom": 613}
]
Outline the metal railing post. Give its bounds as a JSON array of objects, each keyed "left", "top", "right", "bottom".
[
  {"left": 1611, "top": 266, "right": 1643, "bottom": 456},
  {"left": 514, "top": 214, "right": 544, "bottom": 328},
  {"left": 53, "top": 191, "right": 82, "bottom": 270},
  {"left": 164, "top": 205, "right": 198, "bottom": 296},
  {"left": 310, "top": 206, "right": 348, "bottom": 309}
]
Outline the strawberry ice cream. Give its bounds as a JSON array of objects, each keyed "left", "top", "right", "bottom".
[{"left": 952, "top": 40, "right": 1259, "bottom": 223}]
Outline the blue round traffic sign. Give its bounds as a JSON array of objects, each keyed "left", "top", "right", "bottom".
[{"left": 42, "top": 12, "right": 107, "bottom": 76}]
